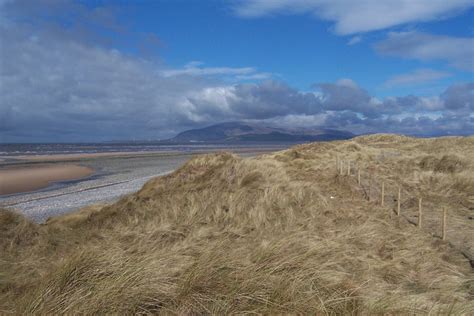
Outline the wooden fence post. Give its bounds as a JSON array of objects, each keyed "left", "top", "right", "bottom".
[
  {"left": 340, "top": 160, "right": 344, "bottom": 175},
  {"left": 357, "top": 168, "right": 361, "bottom": 185},
  {"left": 381, "top": 181, "right": 385, "bottom": 207},
  {"left": 442, "top": 207, "right": 447, "bottom": 241},
  {"left": 368, "top": 173, "right": 372, "bottom": 201},
  {"left": 347, "top": 161, "right": 351, "bottom": 176},
  {"left": 397, "top": 186, "right": 401, "bottom": 216},
  {"left": 418, "top": 198, "right": 422, "bottom": 228}
]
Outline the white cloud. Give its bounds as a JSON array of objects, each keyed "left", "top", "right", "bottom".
[
  {"left": 185, "top": 61, "right": 205, "bottom": 68},
  {"left": 0, "top": 24, "right": 227, "bottom": 141},
  {"left": 384, "top": 68, "right": 452, "bottom": 87},
  {"left": 161, "top": 65, "right": 255, "bottom": 77},
  {"left": 234, "top": 0, "right": 474, "bottom": 35},
  {"left": 335, "top": 78, "right": 359, "bottom": 89},
  {"left": 347, "top": 36, "right": 362, "bottom": 45},
  {"left": 258, "top": 113, "right": 329, "bottom": 128},
  {"left": 183, "top": 86, "right": 238, "bottom": 122},
  {"left": 376, "top": 31, "right": 474, "bottom": 71},
  {"left": 235, "top": 72, "right": 272, "bottom": 80},
  {"left": 419, "top": 96, "right": 445, "bottom": 111},
  {"left": 160, "top": 62, "right": 272, "bottom": 81}
]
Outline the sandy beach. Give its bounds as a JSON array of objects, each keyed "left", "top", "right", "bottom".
[{"left": 0, "top": 164, "right": 94, "bottom": 195}]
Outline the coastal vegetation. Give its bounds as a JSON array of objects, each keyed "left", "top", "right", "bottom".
[{"left": 1, "top": 134, "right": 473, "bottom": 314}]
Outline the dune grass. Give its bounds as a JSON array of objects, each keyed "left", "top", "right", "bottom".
[{"left": 1, "top": 134, "right": 473, "bottom": 314}]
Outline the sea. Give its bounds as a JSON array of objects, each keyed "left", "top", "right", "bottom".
[{"left": 0, "top": 142, "right": 292, "bottom": 157}]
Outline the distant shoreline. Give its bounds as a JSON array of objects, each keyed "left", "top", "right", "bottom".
[
  {"left": 0, "top": 151, "right": 182, "bottom": 163},
  {"left": 0, "top": 146, "right": 284, "bottom": 163}
]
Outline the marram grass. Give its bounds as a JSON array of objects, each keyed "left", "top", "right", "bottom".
[{"left": 1, "top": 134, "right": 473, "bottom": 314}]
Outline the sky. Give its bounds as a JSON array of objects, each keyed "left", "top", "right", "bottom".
[{"left": 0, "top": 0, "right": 473, "bottom": 142}]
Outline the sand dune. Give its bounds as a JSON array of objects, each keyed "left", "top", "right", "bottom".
[
  {"left": 1, "top": 135, "right": 473, "bottom": 314},
  {"left": 0, "top": 165, "right": 94, "bottom": 195}
]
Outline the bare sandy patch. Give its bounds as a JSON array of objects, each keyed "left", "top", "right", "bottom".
[{"left": 0, "top": 164, "right": 94, "bottom": 195}]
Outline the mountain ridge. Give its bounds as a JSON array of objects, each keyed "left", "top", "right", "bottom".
[{"left": 168, "top": 122, "right": 354, "bottom": 142}]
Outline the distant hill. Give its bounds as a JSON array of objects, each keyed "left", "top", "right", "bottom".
[{"left": 168, "top": 122, "right": 354, "bottom": 142}]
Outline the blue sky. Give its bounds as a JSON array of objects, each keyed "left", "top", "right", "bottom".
[
  {"left": 0, "top": 0, "right": 473, "bottom": 142},
  {"left": 129, "top": 1, "right": 473, "bottom": 96}
]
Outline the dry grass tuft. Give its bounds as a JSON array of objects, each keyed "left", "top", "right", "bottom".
[
  {"left": 1, "top": 135, "right": 473, "bottom": 314},
  {"left": 0, "top": 209, "right": 39, "bottom": 250},
  {"left": 419, "top": 154, "right": 467, "bottom": 173}
]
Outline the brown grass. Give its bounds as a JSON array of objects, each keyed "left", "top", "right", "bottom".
[
  {"left": 419, "top": 154, "right": 467, "bottom": 173},
  {"left": 1, "top": 134, "right": 473, "bottom": 314}
]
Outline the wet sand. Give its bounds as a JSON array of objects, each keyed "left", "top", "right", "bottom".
[{"left": 0, "top": 164, "right": 94, "bottom": 195}]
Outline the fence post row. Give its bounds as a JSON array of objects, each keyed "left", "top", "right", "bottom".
[{"left": 335, "top": 156, "right": 450, "bottom": 242}]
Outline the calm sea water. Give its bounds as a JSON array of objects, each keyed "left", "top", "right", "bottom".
[{"left": 0, "top": 142, "right": 291, "bottom": 156}]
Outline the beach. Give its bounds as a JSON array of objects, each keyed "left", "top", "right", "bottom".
[
  {"left": 0, "top": 147, "right": 284, "bottom": 222},
  {"left": 0, "top": 164, "right": 94, "bottom": 195}
]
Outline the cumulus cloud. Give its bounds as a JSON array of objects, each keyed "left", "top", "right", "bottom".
[
  {"left": 234, "top": 0, "right": 474, "bottom": 35},
  {"left": 313, "top": 79, "right": 379, "bottom": 116},
  {"left": 376, "top": 32, "right": 474, "bottom": 72},
  {"left": 229, "top": 81, "right": 323, "bottom": 118},
  {"left": 384, "top": 69, "right": 452, "bottom": 87},
  {"left": 0, "top": 25, "right": 213, "bottom": 141},
  {"left": 185, "top": 81, "right": 323, "bottom": 121},
  {"left": 441, "top": 82, "right": 474, "bottom": 111}
]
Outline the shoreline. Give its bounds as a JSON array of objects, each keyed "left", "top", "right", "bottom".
[
  {"left": 0, "top": 146, "right": 284, "bottom": 163},
  {"left": 0, "top": 148, "right": 282, "bottom": 223},
  {"left": 0, "top": 151, "right": 181, "bottom": 162},
  {"left": 0, "top": 147, "right": 281, "bottom": 197}
]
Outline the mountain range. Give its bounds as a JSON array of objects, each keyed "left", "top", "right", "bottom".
[{"left": 168, "top": 122, "right": 354, "bottom": 143}]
